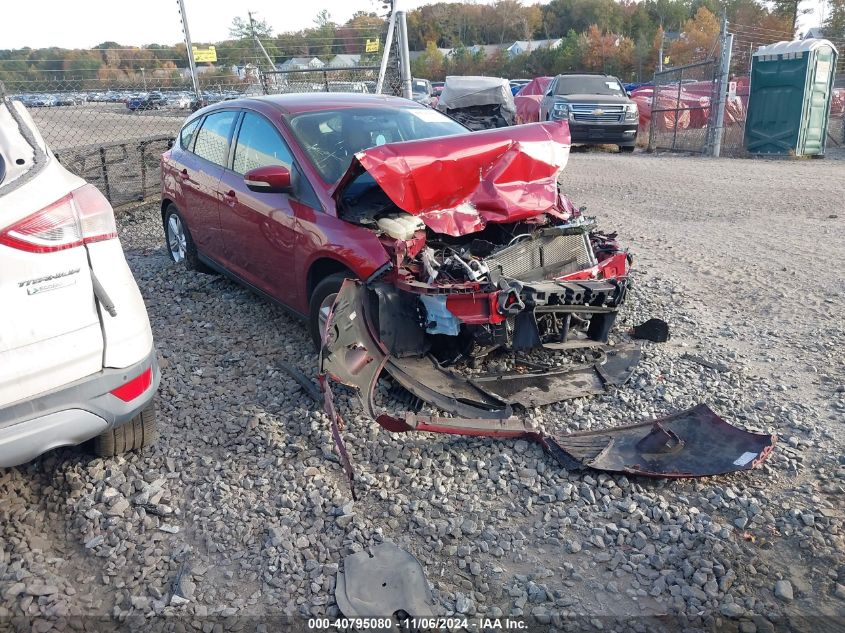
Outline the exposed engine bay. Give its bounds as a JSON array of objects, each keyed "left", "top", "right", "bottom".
[{"left": 338, "top": 176, "right": 630, "bottom": 364}]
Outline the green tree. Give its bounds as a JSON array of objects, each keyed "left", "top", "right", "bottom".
[
  {"left": 824, "top": 0, "right": 845, "bottom": 40},
  {"left": 229, "top": 16, "right": 274, "bottom": 40},
  {"left": 770, "top": 0, "right": 809, "bottom": 33}
]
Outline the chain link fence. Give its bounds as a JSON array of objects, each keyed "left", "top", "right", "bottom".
[
  {"left": 1, "top": 73, "right": 254, "bottom": 210},
  {"left": 1, "top": 23, "right": 404, "bottom": 253},
  {"left": 647, "top": 59, "right": 721, "bottom": 154}
]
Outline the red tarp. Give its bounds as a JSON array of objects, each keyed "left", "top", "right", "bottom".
[
  {"left": 333, "top": 121, "right": 572, "bottom": 237},
  {"left": 514, "top": 76, "right": 552, "bottom": 125},
  {"left": 631, "top": 81, "right": 749, "bottom": 132}
]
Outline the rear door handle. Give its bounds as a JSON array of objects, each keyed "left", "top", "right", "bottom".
[
  {"left": 178, "top": 169, "right": 191, "bottom": 181},
  {"left": 224, "top": 189, "right": 237, "bottom": 207}
]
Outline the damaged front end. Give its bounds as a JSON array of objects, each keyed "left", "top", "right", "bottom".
[
  {"left": 332, "top": 122, "right": 631, "bottom": 361},
  {"left": 320, "top": 122, "right": 775, "bottom": 495}
]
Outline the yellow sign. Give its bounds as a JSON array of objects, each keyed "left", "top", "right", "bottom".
[
  {"left": 365, "top": 39, "right": 380, "bottom": 53},
  {"left": 192, "top": 46, "right": 217, "bottom": 63}
]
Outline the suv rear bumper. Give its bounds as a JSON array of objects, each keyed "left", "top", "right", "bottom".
[
  {"left": 0, "top": 348, "right": 160, "bottom": 468},
  {"left": 570, "top": 122, "right": 638, "bottom": 146}
]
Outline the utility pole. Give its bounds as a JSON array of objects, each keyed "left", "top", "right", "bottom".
[
  {"left": 376, "top": 1, "right": 397, "bottom": 94},
  {"left": 658, "top": 26, "right": 665, "bottom": 72},
  {"left": 176, "top": 0, "right": 201, "bottom": 99},
  {"left": 248, "top": 12, "right": 277, "bottom": 72}
]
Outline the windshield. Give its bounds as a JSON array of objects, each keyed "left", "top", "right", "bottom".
[
  {"left": 554, "top": 76, "right": 624, "bottom": 96},
  {"left": 287, "top": 106, "right": 467, "bottom": 183}
]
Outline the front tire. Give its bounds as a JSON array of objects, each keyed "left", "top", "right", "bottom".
[
  {"left": 308, "top": 273, "right": 351, "bottom": 351},
  {"left": 619, "top": 145, "right": 635, "bottom": 153},
  {"left": 163, "top": 204, "right": 212, "bottom": 273},
  {"left": 95, "top": 401, "right": 157, "bottom": 457}
]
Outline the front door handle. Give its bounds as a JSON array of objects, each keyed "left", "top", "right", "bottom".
[
  {"left": 178, "top": 169, "right": 191, "bottom": 181},
  {"left": 224, "top": 189, "right": 237, "bottom": 207}
]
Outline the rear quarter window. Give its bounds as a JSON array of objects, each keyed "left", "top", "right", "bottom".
[{"left": 179, "top": 117, "right": 201, "bottom": 150}]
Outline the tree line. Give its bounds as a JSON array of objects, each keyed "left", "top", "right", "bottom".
[{"left": 0, "top": 0, "right": 840, "bottom": 89}]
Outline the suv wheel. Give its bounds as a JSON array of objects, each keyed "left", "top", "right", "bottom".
[
  {"left": 619, "top": 146, "right": 635, "bottom": 153},
  {"left": 308, "top": 272, "right": 352, "bottom": 350},
  {"left": 163, "top": 204, "right": 213, "bottom": 273},
  {"left": 95, "top": 401, "right": 157, "bottom": 457}
]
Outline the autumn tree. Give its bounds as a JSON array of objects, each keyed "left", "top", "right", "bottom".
[
  {"left": 667, "top": 7, "right": 719, "bottom": 66},
  {"left": 411, "top": 41, "right": 446, "bottom": 80}
]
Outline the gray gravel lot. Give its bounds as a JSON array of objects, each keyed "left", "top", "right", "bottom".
[{"left": 1, "top": 151, "right": 844, "bottom": 632}]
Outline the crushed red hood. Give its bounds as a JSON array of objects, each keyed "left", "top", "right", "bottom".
[{"left": 333, "top": 121, "right": 572, "bottom": 236}]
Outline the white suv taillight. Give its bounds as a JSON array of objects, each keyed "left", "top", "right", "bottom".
[{"left": 0, "top": 184, "right": 117, "bottom": 253}]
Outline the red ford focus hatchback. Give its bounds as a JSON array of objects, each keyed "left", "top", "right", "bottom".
[{"left": 160, "top": 93, "right": 630, "bottom": 359}]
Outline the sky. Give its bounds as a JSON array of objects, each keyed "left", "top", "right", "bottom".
[{"left": 0, "top": 0, "right": 827, "bottom": 50}]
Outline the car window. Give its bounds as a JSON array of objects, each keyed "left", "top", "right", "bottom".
[
  {"left": 233, "top": 112, "right": 293, "bottom": 175},
  {"left": 288, "top": 107, "right": 466, "bottom": 183},
  {"left": 179, "top": 117, "right": 201, "bottom": 150},
  {"left": 554, "top": 76, "right": 625, "bottom": 96},
  {"left": 193, "top": 111, "right": 238, "bottom": 167}
]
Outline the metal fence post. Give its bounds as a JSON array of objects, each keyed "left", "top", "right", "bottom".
[
  {"left": 710, "top": 16, "right": 733, "bottom": 158},
  {"left": 397, "top": 11, "right": 413, "bottom": 100},
  {"left": 672, "top": 67, "right": 682, "bottom": 151},
  {"left": 99, "top": 147, "right": 112, "bottom": 202},
  {"left": 648, "top": 75, "right": 658, "bottom": 152}
]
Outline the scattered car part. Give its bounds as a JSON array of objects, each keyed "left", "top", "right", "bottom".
[
  {"left": 319, "top": 282, "right": 776, "bottom": 496},
  {"left": 632, "top": 318, "right": 671, "bottom": 342},
  {"left": 335, "top": 543, "right": 437, "bottom": 631},
  {"left": 545, "top": 404, "right": 776, "bottom": 477},
  {"left": 275, "top": 361, "right": 321, "bottom": 402}
]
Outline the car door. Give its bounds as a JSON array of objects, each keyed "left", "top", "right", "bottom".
[
  {"left": 181, "top": 110, "right": 238, "bottom": 260},
  {"left": 217, "top": 110, "right": 308, "bottom": 306}
]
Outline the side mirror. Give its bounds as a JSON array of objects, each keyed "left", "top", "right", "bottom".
[
  {"left": 244, "top": 165, "right": 291, "bottom": 194},
  {"left": 626, "top": 91, "right": 632, "bottom": 97}
]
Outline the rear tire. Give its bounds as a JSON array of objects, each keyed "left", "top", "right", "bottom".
[
  {"left": 95, "top": 401, "right": 158, "bottom": 457},
  {"left": 163, "top": 204, "right": 213, "bottom": 273},
  {"left": 309, "top": 272, "right": 352, "bottom": 351}
]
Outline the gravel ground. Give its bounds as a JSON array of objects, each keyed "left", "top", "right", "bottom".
[{"left": 2, "top": 151, "right": 844, "bottom": 632}]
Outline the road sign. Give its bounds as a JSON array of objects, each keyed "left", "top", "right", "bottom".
[
  {"left": 192, "top": 46, "right": 217, "bottom": 63},
  {"left": 365, "top": 39, "right": 380, "bottom": 53}
]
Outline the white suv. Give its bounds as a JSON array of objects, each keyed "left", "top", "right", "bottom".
[{"left": 0, "top": 98, "right": 160, "bottom": 467}]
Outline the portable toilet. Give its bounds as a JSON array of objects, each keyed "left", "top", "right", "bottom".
[{"left": 745, "top": 39, "right": 838, "bottom": 156}]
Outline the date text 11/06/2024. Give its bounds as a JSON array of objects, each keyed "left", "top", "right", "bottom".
[{"left": 307, "top": 617, "right": 528, "bottom": 629}]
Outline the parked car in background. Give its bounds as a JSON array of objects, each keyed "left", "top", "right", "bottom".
[
  {"left": 435, "top": 76, "right": 516, "bottom": 129},
  {"left": 161, "top": 93, "right": 629, "bottom": 360},
  {"left": 431, "top": 81, "right": 445, "bottom": 97},
  {"left": 23, "top": 95, "right": 56, "bottom": 108},
  {"left": 514, "top": 76, "right": 552, "bottom": 124},
  {"left": 411, "top": 78, "right": 433, "bottom": 106},
  {"left": 509, "top": 78, "right": 531, "bottom": 95},
  {"left": 172, "top": 94, "right": 192, "bottom": 109},
  {"left": 126, "top": 92, "right": 168, "bottom": 111},
  {"left": 54, "top": 94, "right": 78, "bottom": 106},
  {"left": 0, "top": 97, "right": 160, "bottom": 467},
  {"left": 539, "top": 73, "right": 638, "bottom": 151}
]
